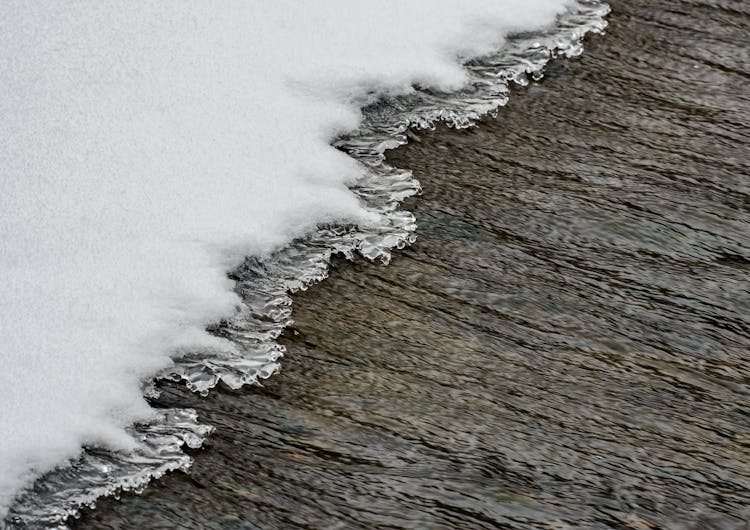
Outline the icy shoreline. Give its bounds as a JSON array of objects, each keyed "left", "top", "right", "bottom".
[{"left": 3, "top": 2, "right": 608, "bottom": 527}]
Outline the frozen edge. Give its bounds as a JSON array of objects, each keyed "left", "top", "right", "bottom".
[{"left": 4, "top": 2, "right": 609, "bottom": 527}]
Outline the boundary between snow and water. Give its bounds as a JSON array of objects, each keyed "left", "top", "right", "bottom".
[{"left": 5, "top": 2, "right": 609, "bottom": 527}]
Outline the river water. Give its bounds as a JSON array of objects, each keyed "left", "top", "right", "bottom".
[{"left": 74, "top": 0, "right": 749, "bottom": 528}]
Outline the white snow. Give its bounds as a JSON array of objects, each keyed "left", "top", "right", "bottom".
[{"left": 0, "top": 0, "right": 568, "bottom": 516}]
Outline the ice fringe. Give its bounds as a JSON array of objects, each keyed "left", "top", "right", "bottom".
[{"left": 4, "top": 2, "right": 609, "bottom": 527}]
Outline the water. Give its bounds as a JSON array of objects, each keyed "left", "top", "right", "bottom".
[{"left": 14, "top": 0, "right": 750, "bottom": 527}]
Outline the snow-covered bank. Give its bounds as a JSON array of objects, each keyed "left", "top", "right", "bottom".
[{"left": 0, "top": 0, "right": 572, "bottom": 518}]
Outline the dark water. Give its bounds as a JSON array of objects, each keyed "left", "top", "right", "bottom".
[{"left": 75, "top": 0, "right": 750, "bottom": 528}]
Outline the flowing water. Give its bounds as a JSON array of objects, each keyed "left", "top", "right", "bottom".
[{"left": 12, "top": 0, "right": 750, "bottom": 527}]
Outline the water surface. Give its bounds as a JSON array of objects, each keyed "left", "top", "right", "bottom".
[{"left": 76, "top": 0, "right": 750, "bottom": 528}]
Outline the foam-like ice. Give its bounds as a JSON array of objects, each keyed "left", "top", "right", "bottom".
[{"left": 0, "top": 0, "right": 569, "bottom": 517}]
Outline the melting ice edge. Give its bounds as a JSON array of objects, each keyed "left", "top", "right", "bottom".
[{"left": 5, "top": 2, "right": 609, "bottom": 527}]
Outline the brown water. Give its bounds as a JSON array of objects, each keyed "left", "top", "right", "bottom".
[{"left": 75, "top": 0, "right": 750, "bottom": 528}]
